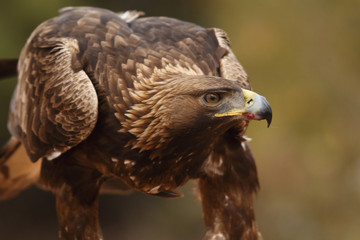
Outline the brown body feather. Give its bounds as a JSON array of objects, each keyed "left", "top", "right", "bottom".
[{"left": 0, "top": 7, "right": 272, "bottom": 240}]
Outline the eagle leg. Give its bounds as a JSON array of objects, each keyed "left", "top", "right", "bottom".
[
  {"left": 56, "top": 183, "right": 103, "bottom": 240},
  {"left": 198, "top": 129, "right": 261, "bottom": 240},
  {"left": 198, "top": 175, "right": 259, "bottom": 240},
  {"left": 39, "top": 153, "right": 104, "bottom": 240}
]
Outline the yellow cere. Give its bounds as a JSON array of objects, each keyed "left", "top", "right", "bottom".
[{"left": 242, "top": 89, "right": 256, "bottom": 101}]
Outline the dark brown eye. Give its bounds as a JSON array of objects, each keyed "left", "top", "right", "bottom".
[{"left": 204, "top": 93, "right": 221, "bottom": 104}]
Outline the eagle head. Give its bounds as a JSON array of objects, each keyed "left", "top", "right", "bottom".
[{"left": 121, "top": 75, "right": 272, "bottom": 156}]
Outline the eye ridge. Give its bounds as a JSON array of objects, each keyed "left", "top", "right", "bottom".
[{"left": 204, "top": 92, "right": 221, "bottom": 104}]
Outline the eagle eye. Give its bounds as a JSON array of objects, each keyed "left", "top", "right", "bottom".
[{"left": 203, "top": 92, "right": 221, "bottom": 105}]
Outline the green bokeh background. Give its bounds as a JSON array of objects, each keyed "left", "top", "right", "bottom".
[{"left": 0, "top": 0, "right": 359, "bottom": 239}]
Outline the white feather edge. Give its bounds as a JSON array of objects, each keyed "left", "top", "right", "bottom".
[{"left": 117, "top": 10, "right": 145, "bottom": 23}]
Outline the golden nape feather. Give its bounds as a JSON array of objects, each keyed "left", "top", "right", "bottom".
[{"left": 0, "top": 6, "right": 272, "bottom": 240}]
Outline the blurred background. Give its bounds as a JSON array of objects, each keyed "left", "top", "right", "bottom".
[{"left": 0, "top": 0, "right": 359, "bottom": 239}]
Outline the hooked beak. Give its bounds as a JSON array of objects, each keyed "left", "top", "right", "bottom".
[{"left": 214, "top": 89, "right": 272, "bottom": 127}]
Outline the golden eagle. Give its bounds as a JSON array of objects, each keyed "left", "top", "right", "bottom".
[{"left": 0, "top": 7, "right": 272, "bottom": 240}]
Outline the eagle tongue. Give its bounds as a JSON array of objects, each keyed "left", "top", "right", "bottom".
[{"left": 152, "top": 189, "right": 183, "bottom": 198}]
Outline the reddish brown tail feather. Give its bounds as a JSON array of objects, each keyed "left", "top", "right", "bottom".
[{"left": 0, "top": 137, "right": 41, "bottom": 200}]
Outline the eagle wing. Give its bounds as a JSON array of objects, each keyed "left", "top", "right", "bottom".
[
  {"left": 213, "top": 28, "right": 251, "bottom": 89},
  {"left": 8, "top": 25, "right": 98, "bottom": 162}
]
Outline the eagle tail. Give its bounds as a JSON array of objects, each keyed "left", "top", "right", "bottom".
[
  {"left": 0, "top": 137, "right": 41, "bottom": 200},
  {"left": 0, "top": 58, "right": 18, "bottom": 79}
]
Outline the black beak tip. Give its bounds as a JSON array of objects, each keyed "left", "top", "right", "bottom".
[
  {"left": 261, "top": 97, "right": 272, "bottom": 128},
  {"left": 266, "top": 113, "right": 272, "bottom": 128}
]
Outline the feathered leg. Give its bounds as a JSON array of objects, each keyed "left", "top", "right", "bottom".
[
  {"left": 56, "top": 183, "right": 102, "bottom": 240},
  {"left": 40, "top": 151, "right": 104, "bottom": 240},
  {"left": 198, "top": 129, "right": 260, "bottom": 240}
]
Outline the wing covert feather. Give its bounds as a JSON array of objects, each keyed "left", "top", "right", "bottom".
[{"left": 8, "top": 27, "right": 98, "bottom": 162}]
